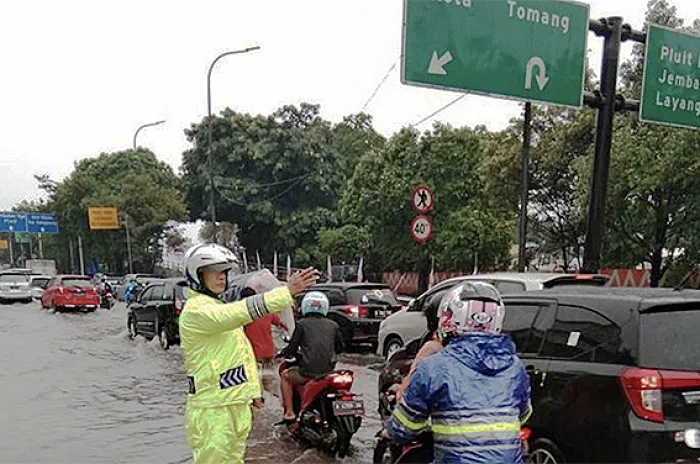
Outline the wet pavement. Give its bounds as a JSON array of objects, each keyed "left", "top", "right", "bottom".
[{"left": 0, "top": 301, "right": 383, "bottom": 463}]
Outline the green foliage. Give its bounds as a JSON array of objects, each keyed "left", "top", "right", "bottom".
[
  {"left": 41, "top": 149, "right": 187, "bottom": 273},
  {"left": 181, "top": 103, "right": 384, "bottom": 265},
  {"left": 342, "top": 124, "right": 512, "bottom": 272},
  {"left": 317, "top": 225, "right": 372, "bottom": 263}
]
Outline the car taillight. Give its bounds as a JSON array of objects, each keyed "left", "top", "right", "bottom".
[
  {"left": 174, "top": 296, "right": 184, "bottom": 316},
  {"left": 341, "top": 305, "right": 368, "bottom": 318},
  {"left": 620, "top": 368, "right": 663, "bottom": 423},
  {"left": 330, "top": 372, "right": 354, "bottom": 390},
  {"left": 620, "top": 368, "right": 700, "bottom": 423}
]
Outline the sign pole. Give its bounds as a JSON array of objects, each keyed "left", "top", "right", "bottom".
[
  {"left": 518, "top": 102, "right": 532, "bottom": 273},
  {"left": 583, "top": 17, "right": 623, "bottom": 274},
  {"left": 69, "top": 238, "right": 75, "bottom": 273},
  {"left": 38, "top": 233, "right": 43, "bottom": 259},
  {"left": 124, "top": 215, "right": 134, "bottom": 275},
  {"left": 9, "top": 233, "right": 14, "bottom": 266},
  {"left": 78, "top": 235, "right": 85, "bottom": 275}
]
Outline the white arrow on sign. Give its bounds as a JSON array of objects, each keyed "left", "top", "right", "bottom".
[
  {"left": 428, "top": 50, "right": 453, "bottom": 75},
  {"left": 525, "top": 57, "right": 550, "bottom": 91}
]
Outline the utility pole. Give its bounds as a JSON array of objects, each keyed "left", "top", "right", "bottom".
[
  {"left": 69, "top": 238, "right": 75, "bottom": 273},
  {"left": 9, "top": 233, "right": 14, "bottom": 266},
  {"left": 518, "top": 102, "right": 532, "bottom": 273},
  {"left": 124, "top": 214, "right": 134, "bottom": 274},
  {"left": 78, "top": 235, "right": 85, "bottom": 275},
  {"left": 206, "top": 46, "right": 261, "bottom": 223}
]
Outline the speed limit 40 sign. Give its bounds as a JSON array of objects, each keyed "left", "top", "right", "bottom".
[{"left": 410, "top": 215, "right": 433, "bottom": 243}]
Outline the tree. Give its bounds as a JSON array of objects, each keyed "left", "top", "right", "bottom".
[
  {"left": 341, "top": 124, "right": 512, "bottom": 273},
  {"left": 317, "top": 225, "right": 372, "bottom": 263},
  {"left": 181, "top": 104, "right": 384, "bottom": 266},
  {"left": 199, "top": 221, "right": 239, "bottom": 250},
  {"left": 602, "top": 0, "right": 700, "bottom": 285},
  {"left": 41, "top": 149, "right": 187, "bottom": 273}
]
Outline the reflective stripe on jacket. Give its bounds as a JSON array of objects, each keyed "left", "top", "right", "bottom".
[
  {"left": 179, "top": 286, "right": 293, "bottom": 409},
  {"left": 387, "top": 334, "right": 532, "bottom": 464}
]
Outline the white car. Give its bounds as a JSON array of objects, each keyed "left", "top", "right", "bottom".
[
  {"left": 29, "top": 275, "right": 52, "bottom": 300},
  {"left": 0, "top": 272, "right": 33, "bottom": 303},
  {"left": 377, "top": 272, "right": 609, "bottom": 358}
]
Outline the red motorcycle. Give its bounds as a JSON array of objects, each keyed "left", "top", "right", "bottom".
[{"left": 278, "top": 359, "right": 364, "bottom": 457}]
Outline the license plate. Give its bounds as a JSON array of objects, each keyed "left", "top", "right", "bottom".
[
  {"left": 333, "top": 400, "right": 364, "bottom": 416},
  {"left": 10, "top": 286, "right": 19, "bottom": 290},
  {"left": 375, "top": 310, "right": 390, "bottom": 318}
]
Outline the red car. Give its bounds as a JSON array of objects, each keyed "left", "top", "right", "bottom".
[{"left": 41, "top": 275, "right": 100, "bottom": 312}]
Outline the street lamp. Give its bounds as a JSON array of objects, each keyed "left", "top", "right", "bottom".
[
  {"left": 133, "top": 120, "right": 166, "bottom": 149},
  {"left": 206, "top": 46, "right": 261, "bottom": 222}
]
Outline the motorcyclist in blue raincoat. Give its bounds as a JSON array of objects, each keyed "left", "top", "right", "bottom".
[{"left": 385, "top": 282, "right": 532, "bottom": 464}]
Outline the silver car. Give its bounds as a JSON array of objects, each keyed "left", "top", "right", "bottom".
[
  {"left": 29, "top": 275, "right": 52, "bottom": 300},
  {"left": 0, "top": 273, "right": 33, "bottom": 303},
  {"left": 377, "top": 272, "right": 610, "bottom": 358}
]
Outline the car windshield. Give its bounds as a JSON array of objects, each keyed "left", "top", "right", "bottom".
[
  {"left": 639, "top": 305, "right": 700, "bottom": 371},
  {"left": 62, "top": 278, "right": 93, "bottom": 288},
  {"left": 30, "top": 278, "right": 50, "bottom": 288},
  {"left": 346, "top": 287, "right": 399, "bottom": 306},
  {"left": 0, "top": 274, "right": 29, "bottom": 283}
]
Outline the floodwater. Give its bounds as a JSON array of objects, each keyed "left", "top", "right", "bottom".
[{"left": 0, "top": 301, "right": 382, "bottom": 463}]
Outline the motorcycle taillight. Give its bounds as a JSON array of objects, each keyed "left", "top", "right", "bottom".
[{"left": 331, "top": 373, "right": 354, "bottom": 390}]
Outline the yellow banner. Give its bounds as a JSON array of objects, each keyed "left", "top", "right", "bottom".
[
  {"left": 0, "top": 239, "right": 8, "bottom": 250},
  {"left": 88, "top": 207, "right": 120, "bottom": 230}
]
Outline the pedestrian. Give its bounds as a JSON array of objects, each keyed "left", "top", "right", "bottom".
[
  {"left": 240, "top": 286, "right": 289, "bottom": 394},
  {"left": 179, "top": 243, "right": 318, "bottom": 464}
]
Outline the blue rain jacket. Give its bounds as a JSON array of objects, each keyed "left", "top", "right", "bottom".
[{"left": 387, "top": 334, "right": 532, "bottom": 464}]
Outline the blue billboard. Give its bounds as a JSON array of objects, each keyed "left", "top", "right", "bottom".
[
  {"left": 0, "top": 212, "right": 58, "bottom": 234},
  {"left": 26, "top": 213, "right": 59, "bottom": 234}
]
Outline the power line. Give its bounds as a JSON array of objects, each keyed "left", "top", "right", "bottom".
[
  {"left": 361, "top": 59, "right": 400, "bottom": 112},
  {"left": 410, "top": 94, "right": 468, "bottom": 128}
]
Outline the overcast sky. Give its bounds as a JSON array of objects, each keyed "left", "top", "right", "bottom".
[{"left": 1, "top": 0, "right": 697, "bottom": 211}]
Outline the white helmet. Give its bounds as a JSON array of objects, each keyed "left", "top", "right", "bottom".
[
  {"left": 184, "top": 243, "right": 241, "bottom": 292},
  {"left": 437, "top": 282, "right": 505, "bottom": 342}
]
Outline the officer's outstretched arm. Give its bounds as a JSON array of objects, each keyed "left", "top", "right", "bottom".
[{"left": 182, "top": 287, "right": 294, "bottom": 335}]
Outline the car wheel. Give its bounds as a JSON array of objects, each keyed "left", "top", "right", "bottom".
[
  {"left": 527, "top": 439, "right": 566, "bottom": 464},
  {"left": 128, "top": 317, "right": 138, "bottom": 339},
  {"left": 383, "top": 336, "right": 404, "bottom": 359},
  {"left": 158, "top": 325, "right": 170, "bottom": 351},
  {"left": 54, "top": 306, "right": 63, "bottom": 313}
]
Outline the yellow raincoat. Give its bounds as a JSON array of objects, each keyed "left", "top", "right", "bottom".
[{"left": 180, "top": 286, "right": 294, "bottom": 464}]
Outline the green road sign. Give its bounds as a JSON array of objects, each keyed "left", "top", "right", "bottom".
[
  {"left": 640, "top": 24, "right": 700, "bottom": 130},
  {"left": 402, "top": 0, "right": 589, "bottom": 108},
  {"left": 15, "top": 233, "right": 30, "bottom": 244}
]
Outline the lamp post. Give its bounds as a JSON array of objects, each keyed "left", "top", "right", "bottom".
[
  {"left": 206, "top": 46, "right": 261, "bottom": 222},
  {"left": 133, "top": 120, "right": 166, "bottom": 149}
]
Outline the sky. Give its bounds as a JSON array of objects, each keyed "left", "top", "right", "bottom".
[{"left": 1, "top": 0, "right": 698, "bottom": 211}]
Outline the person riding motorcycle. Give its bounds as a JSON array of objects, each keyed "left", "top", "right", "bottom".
[
  {"left": 278, "top": 291, "right": 344, "bottom": 423},
  {"left": 384, "top": 282, "right": 532, "bottom": 464},
  {"left": 179, "top": 243, "right": 317, "bottom": 464}
]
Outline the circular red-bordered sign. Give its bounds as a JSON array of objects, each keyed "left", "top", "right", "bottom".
[
  {"left": 410, "top": 215, "right": 434, "bottom": 243},
  {"left": 412, "top": 186, "right": 434, "bottom": 214}
]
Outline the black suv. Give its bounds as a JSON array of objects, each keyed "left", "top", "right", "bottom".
[
  {"left": 380, "top": 287, "right": 700, "bottom": 463},
  {"left": 126, "top": 278, "right": 187, "bottom": 350},
  {"left": 296, "top": 283, "right": 402, "bottom": 349}
]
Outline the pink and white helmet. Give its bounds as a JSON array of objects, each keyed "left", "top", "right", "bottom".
[{"left": 437, "top": 282, "right": 506, "bottom": 341}]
